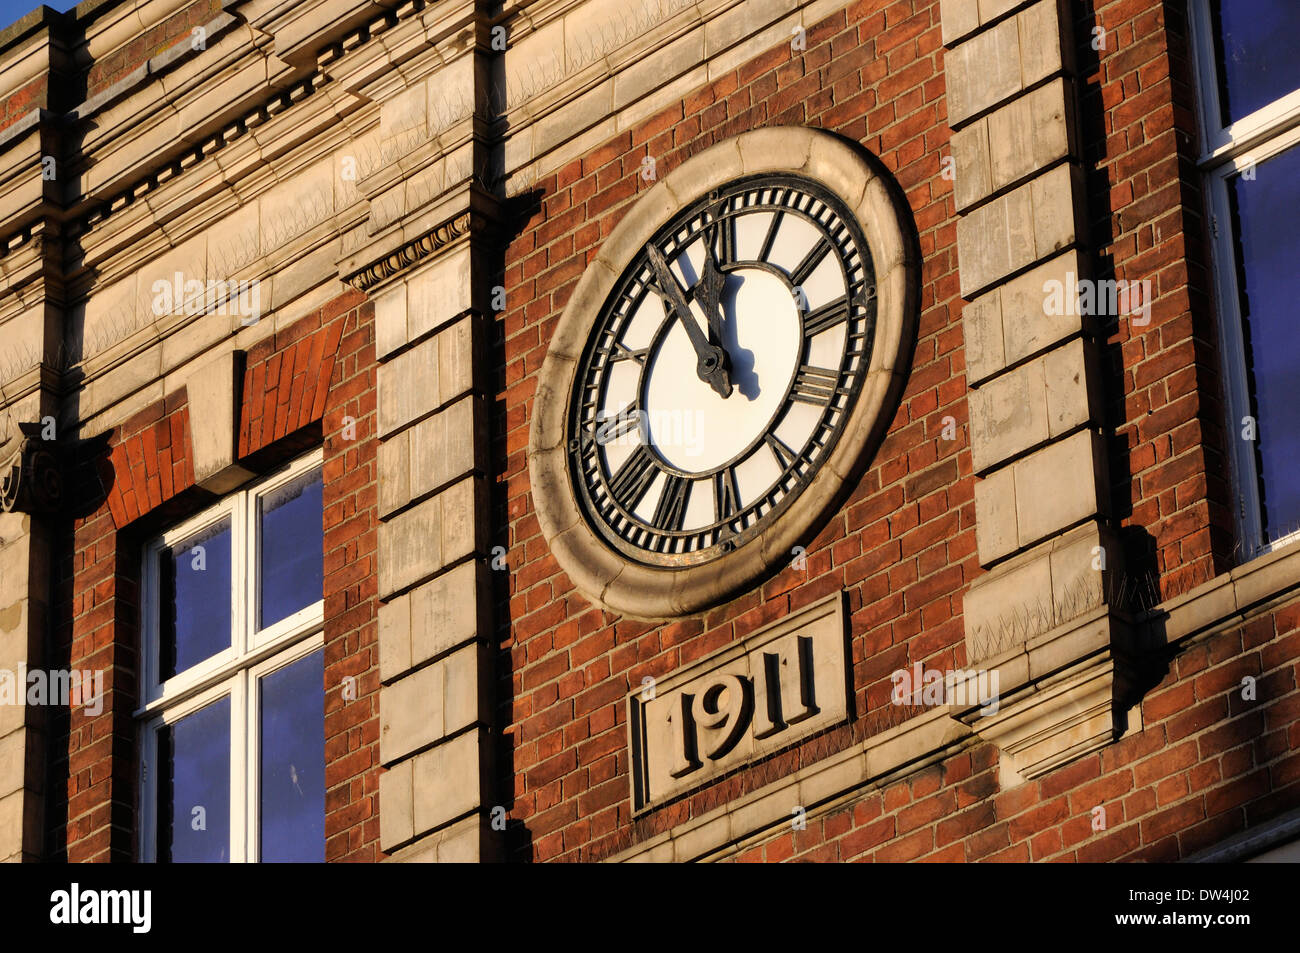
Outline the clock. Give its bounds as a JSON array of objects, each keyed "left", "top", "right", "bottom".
[{"left": 529, "top": 128, "right": 917, "bottom": 619}]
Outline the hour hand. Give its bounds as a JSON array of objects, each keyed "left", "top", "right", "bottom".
[{"left": 646, "top": 245, "right": 732, "bottom": 398}]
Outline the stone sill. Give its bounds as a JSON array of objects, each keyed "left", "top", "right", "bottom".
[{"left": 1154, "top": 539, "right": 1300, "bottom": 648}]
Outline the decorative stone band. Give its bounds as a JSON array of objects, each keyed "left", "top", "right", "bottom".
[
  {"left": 528, "top": 126, "right": 920, "bottom": 620},
  {"left": 342, "top": 211, "right": 476, "bottom": 293},
  {"left": 627, "top": 592, "right": 850, "bottom": 812}
]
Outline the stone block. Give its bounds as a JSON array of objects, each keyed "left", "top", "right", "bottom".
[
  {"left": 969, "top": 336, "right": 1098, "bottom": 473},
  {"left": 406, "top": 245, "right": 474, "bottom": 345},
  {"left": 939, "top": 0, "right": 981, "bottom": 45},
  {"left": 439, "top": 476, "right": 486, "bottom": 567},
  {"left": 379, "top": 642, "right": 488, "bottom": 766},
  {"left": 373, "top": 281, "right": 407, "bottom": 361},
  {"left": 1013, "top": 428, "right": 1106, "bottom": 548},
  {"left": 411, "top": 728, "right": 486, "bottom": 836},
  {"left": 974, "top": 462, "right": 1019, "bottom": 564},
  {"left": 956, "top": 164, "right": 1085, "bottom": 298},
  {"left": 962, "top": 290, "right": 1006, "bottom": 385},
  {"left": 408, "top": 395, "right": 485, "bottom": 506},
  {"left": 377, "top": 334, "right": 439, "bottom": 437},
  {"left": 377, "top": 428, "right": 411, "bottom": 518},
  {"left": 387, "top": 814, "right": 490, "bottom": 863},
  {"left": 964, "top": 546, "right": 1053, "bottom": 662},
  {"left": 410, "top": 559, "right": 489, "bottom": 668},
  {"left": 377, "top": 492, "right": 442, "bottom": 598},
  {"left": 380, "top": 664, "right": 444, "bottom": 766},
  {"left": 1017, "top": 0, "right": 1069, "bottom": 86},
  {"left": 945, "top": 15, "right": 1022, "bottom": 126},
  {"left": 951, "top": 117, "right": 992, "bottom": 212},
  {"left": 378, "top": 592, "right": 412, "bottom": 683},
  {"left": 1043, "top": 337, "right": 1100, "bottom": 438},
  {"left": 438, "top": 314, "right": 476, "bottom": 407},
  {"left": 968, "top": 358, "right": 1049, "bottom": 474},
  {"left": 379, "top": 758, "right": 414, "bottom": 851},
  {"left": 986, "top": 79, "right": 1074, "bottom": 197},
  {"left": 944, "top": 0, "right": 1070, "bottom": 126}
]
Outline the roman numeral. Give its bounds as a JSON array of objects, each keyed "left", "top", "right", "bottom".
[
  {"left": 608, "top": 444, "right": 660, "bottom": 510},
  {"left": 715, "top": 467, "right": 740, "bottom": 522},
  {"left": 790, "top": 238, "right": 832, "bottom": 288},
  {"left": 611, "top": 341, "right": 649, "bottom": 364},
  {"left": 705, "top": 202, "right": 735, "bottom": 265},
  {"left": 651, "top": 475, "right": 690, "bottom": 532},
  {"left": 790, "top": 365, "right": 845, "bottom": 405},
  {"left": 759, "top": 211, "right": 784, "bottom": 263},
  {"left": 596, "top": 404, "right": 644, "bottom": 444},
  {"left": 764, "top": 432, "right": 797, "bottom": 470},
  {"left": 803, "top": 297, "right": 849, "bottom": 337}
]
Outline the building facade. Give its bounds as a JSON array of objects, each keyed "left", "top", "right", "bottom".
[{"left": 0, "top": 0, "right": 1297, "bottom": 863}]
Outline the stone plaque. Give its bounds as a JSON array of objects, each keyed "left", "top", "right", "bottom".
[{"left": 627, "top": 592, "right": 851, "bottom": 811}]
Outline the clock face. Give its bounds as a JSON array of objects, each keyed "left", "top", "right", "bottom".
[{"left": 568, "top": 175, "right": 877, "bottom": 567}]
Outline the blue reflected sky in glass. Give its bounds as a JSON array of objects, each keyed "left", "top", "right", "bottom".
[
  {"left": 158, "top": 696, "right": 230, "bottom": 862},
  {"left": 259, "top": 650, "right": 325, "bottom": 862},
  {"left": 259, "top": 469, "right": 324, "bottom": 629},
  {"left": 1211, "top": 0, "right": 1300, "bottom": 124},
  {"left": 1230, "top": 145, "right": 1300, "bottom": 543},
  {"left": 160, "top": 518, "right": 232, "bottom": 679}
]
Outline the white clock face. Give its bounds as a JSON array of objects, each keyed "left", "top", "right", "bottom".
[{"left": 569, "top": 175, "right": 876, "bottom": 566}]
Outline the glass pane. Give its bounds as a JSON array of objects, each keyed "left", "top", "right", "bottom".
[
  {"left": 159, "top": 517, "right": 232, "bottom": 680},
  {"left": 157, "top": 696, "right": 231, "bottom": 862},
  {"left": 1228, "top": 144, "right": 1300, "bottom": 545},
  {"left": 258, "top": 468, "right": 324, "bottom": 629},
  {"left": 1211, "top": 0, "right": 1300, "bottom": 125},
  {"left": 259, "top": 649, "right": 325, "bottom": 862}
]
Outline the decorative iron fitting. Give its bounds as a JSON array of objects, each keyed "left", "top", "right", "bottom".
[{"left": 0, "top": 422, "right": 63, "bottom": 515}]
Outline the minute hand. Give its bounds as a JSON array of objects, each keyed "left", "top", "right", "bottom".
[{"left": 646, "top": 245, "right": 732, "bottom": 399}]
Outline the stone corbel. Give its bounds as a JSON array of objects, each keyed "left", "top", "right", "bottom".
[
  {"left": 0, "top": 421, "right": 63, "bottom": 515},
  {"left": 953, "top": 606, "right": 1149, "bottom": 789}
]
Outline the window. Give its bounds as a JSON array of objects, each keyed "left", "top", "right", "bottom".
[
  {"left": 1191, "top": 0, "right": 1300, "bottom": 557},
  {"left": 138, "top": 451, "right": 326, "bottom": 862}
]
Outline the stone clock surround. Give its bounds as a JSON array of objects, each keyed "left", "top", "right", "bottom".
[{"left": 528, "top": 126, "right": 920, "bottom": 621}]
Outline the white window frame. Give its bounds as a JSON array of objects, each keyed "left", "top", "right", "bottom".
[
  {"left": 137, "top": 449, "right": 325, "bottom": 863},
  {"left": 1190, "top": 0, "right": 1300, "bottom": 560}
]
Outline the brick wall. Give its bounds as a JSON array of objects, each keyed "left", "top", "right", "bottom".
[
  {"left": 0, "top": 75, "right": 48, "bottom": 134},
  {"left": 733, "top": 595, "right": 1300, "bottom": 861},
  {"left": 1083, "top": 0, "right": 1235, "bottom": 598},
  {"left": 494, "top": 0, "right": 1297, "bottom": 862},
  {"left": 47, "top": 291, "right": 381, "bottom": 862},
  {"left": 497, "top": 0, "right": 970, "bottom": 862}
]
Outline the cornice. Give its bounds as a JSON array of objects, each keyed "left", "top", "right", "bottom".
[{"left": 0, "top": 0, "right": 433, "bottom": 266}]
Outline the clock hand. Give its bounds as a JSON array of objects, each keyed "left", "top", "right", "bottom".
[
  {"left": 698, "top": 222, "right": 729, "bottom": 348},
  {"left": 646, "top": 244, "right": 733, "bottom": 399}
]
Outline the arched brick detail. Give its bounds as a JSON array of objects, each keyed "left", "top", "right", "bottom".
[
  {"left": 239, "top": 318, "right": 345, "bottom": 458},
  {"left": 104, "top": 404, "right": 195, "bottom": 529}
]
